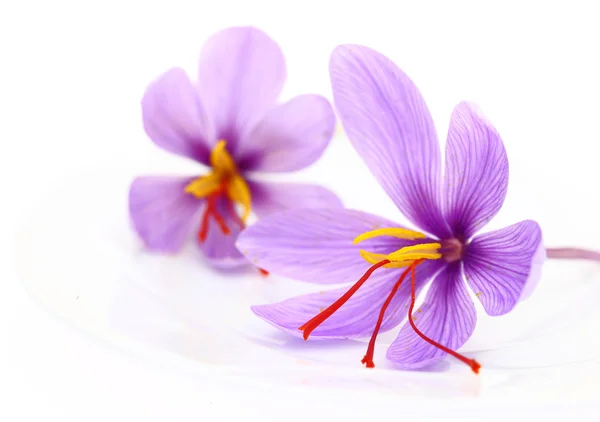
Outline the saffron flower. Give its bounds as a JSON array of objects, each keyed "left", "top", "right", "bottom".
[
  {"left": 236, "top": 44, "right": 547, "bottom": 372},
  {"left": 129, "top": 27, "right": 342, "bottom": 269}
]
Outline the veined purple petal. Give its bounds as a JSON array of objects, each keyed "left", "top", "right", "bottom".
[
  {"left": 198, "top": 195, "right": 249, "bottom": 269},
  {"left": 329, "top": 45, "right": 450, "bottom": 239},
  {"left": 252, "top": 260, "right": 442, "bottom": 339},
  {"left": 444, "top": 102, "right": 509, "bottom": 239},
  {"left": 386, "top": 263, "right": 476, "bottom": 369},
  {"left": 463, "top": 220, "right": 545, "bottom": 316},
  {"left": 129, "top": 176, "right": 203, "bottom": 253},
  {"left": 141, "top": 68, "right": 215, "bottom": 164},
  {"left": 248, "top": 179, "right": 343, "bottom": 218},
  {"left": 237, "top": 95, "right": 336, "bottom": 172},
  {"left": 236, "top": 207, "right": 433, "bottom": 285},
  {"left": 197, "top": 26, "right": 286, "bottom": 156}
]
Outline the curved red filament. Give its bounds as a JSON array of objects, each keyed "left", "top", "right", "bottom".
[
  {"left": 300, "top": 258, "right": 481, "bottom": 373},
  {"left": 361, "top": 264, "right": 413, "bottom": 368},
  {"left": 225, "top": 197, "right": 245, "bottom": 230},
  {"left": 407, "top": 262, "right": 481, "bottom": 374},
  {"left": 198, "top": 190, "right": 230, "bottom": 242},
  {"left": 195, "top": 181, "right": 266, "bottom": 276},
  {"left": 298, "top": 260, "right": 390, "bottom": 339}
]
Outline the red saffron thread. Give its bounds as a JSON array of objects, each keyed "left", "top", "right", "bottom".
[
  {"left": 298, "top": 257, "right": 481, "bottom": 373},
  {"left": 225, "top": 197, "right": 245, "bottom": 230},
  {"left": 361, "top": 263, "right": 414, "bottom": 368},
  {"left": 299, "top": 260, "right": 391, "bottom": 340},
  {"left": 197, "top": 182, "right": 232, "bottom": 242},
  {"left": 407, "top": 261, "right": 481, "bottom": 374}
]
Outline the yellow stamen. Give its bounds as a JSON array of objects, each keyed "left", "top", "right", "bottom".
[
  {"left": 184, "top": 140, "right": 252, "bottom": 221},
  {"left": 387, "top": 243, "right": 442, "bottom": 261},
  {"left": 355, "top": 226, "right": 442, "bottom": 266},
  {"left": 353, "top": 227, "right": 427, "bottom": 244},
  {"left": 184, "top": 173, "right": 222, "bottom": 198},
  {"left": 359, "top": 250, "right": 414, "bottom": 268},
  {"left": 210, "top": 140, "right": 237, "bottom": 175},
  {"left": 226, "top": 173, "right": 251, "bottom": 222}
]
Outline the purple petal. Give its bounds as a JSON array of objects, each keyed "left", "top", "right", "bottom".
[
  {"left": 329, "top": 45, "right": 449, "bottom": 238},
  {"left": 236, "top": 207, "right": 432, "bottom": 285},
  {"left": 463, "top": 220, "right": 545, "bottom": 316},
  {"left": 444, "top": 102, "right": 509, "bottom": 239},
  {"left": 141, "top": 68, "right": 215, "bottom": 164},
  {"left": 197, "top": 195, "right": 249, "bottom": 269},
  {"left": 129, "top": 176, "right": 203, "bottom": 253},
  {"left": 386, "top": 263, "right": 476, "bottom": 369},
  {"left": 237, "top": 95, "right": 336, "bottom": 172},
  {"left": 196, "top": 26, "right": 286, "bottom": 156},
  {"left": 248, "top": 179, "right": 343, "bottom": 218},
  {"left": 252, "top": 260, "right": 442, "bottom": 339}
]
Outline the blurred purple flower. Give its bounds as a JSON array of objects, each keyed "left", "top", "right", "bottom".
[
  {"left": 237, "top": 44, "right": 545, "bottom": 371},
  {"left": 129, "top": 27, "right": 342, "bottom": 270}
]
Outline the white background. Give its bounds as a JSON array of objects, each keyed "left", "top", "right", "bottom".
[{"left": 3, "top": 0, "right": 600, "bottom": 420}]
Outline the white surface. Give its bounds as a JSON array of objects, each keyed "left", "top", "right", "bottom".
[{"left": 4, "top": 0, "right": 600, "bottom": 420}]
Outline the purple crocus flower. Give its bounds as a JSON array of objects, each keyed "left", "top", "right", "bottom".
[
  {"left": 129, "top": 27, "right": 342, "bottom": 270},
  {"left": 236, "top": 44, "right": 546, "bottom": 372}
]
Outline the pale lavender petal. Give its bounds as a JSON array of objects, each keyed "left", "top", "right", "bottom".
[
  {"left": 197, "top": 195, "right": 249, "bottom": 269},
  {"left": 329, "top": 44, "right": 450, "bottom": 239},
  {"left": 444, "top": 102, "right": 509, "bottom": 239},
  {"left": 252, "top": 260, "right": 442, "bottom": 339},
  {"left": 248, "top": 179, "right": 342, "bottom": 218},
  {"left": 463, "top": 220, "right": 545, "bottom": 316},
  {"left": 236, "top": 207, "right": 435, "bottom": 285},
  {"left": 386, "top": 263, "right": 476, "bottom": 369},
  {"left": 237, "top": 95, "right": 336, "bottom": 172},
  {"left": 141, "top": 68, "right": 215, "bottom": 164},
  {"left": 196, "top": 26, "right": 286, "bottom": 156},
  {"left": 129, "top": 176, "right": 203, "bottom": 253}
]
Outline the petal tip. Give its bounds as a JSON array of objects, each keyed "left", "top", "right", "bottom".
[
  {"left": 453, "top": 100, "right": 495, "bottom": 130},
  {"left": 249, "top": 304, "right": 264, "bottom": 316},
  {"left": 385, "top": 349, "right": 445, "bottom": 370},
  {"left": 249, "top": 303, "right": 279, "bottom": 325},
  {"left": 234, "top": 227, "right": 254, "bottom": 251},
  {"left": 203, "top": 254, "right": 250, "bottom": 270},
  {"left": 331, "top": 43, "right": 370, "bottom": 58},
  {"left": 517, "top": 235, "right": 546, "bottom": 303}
]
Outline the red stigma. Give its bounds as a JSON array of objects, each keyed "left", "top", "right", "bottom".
[
  {"left": 407, "top": 261, "right": 481, "bottom": 374},
  {"left": 196, "top": 181, "right": 267, "bottom": 277},
  {"left": 299, "top": 258, "right": 481, "bottom": 373},
  {"left": 197, "top": 181, "right": 236, "bottom": 243},
  {"left": 225, "top": 197, "right": 246, "bottom": 230},
  {"left": 361, "top": 264, "right": 414, "bottom": 368},
  {"left": 298, "top": 260, "right": 390, "bottom": 340}
]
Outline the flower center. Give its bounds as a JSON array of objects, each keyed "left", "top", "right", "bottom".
[
  {"left": 440, "top": 238, "right": 464, "bottom": 262},
  {"left": 183, "top": 140, "right": 251, "bottom": 243},
  {"left": 298, "top": 227, "right": 480, "bottom": 373}
]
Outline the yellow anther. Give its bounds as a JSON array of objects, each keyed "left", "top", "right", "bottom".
[
  {"left": 355, "top": 224, "right": 442, "bottom": 266},
  {"left": 184, "top": 140, "right": 252, "bottom": 221},
  {"left": 353, "top": 227, "right": 427, "bottom": 244},
  {"left": 184, "top": 173, "right": 222, "bottom": 198},
  {"left": 225, "top": 173, "right": 252, "bottom": 222},
  {"left": 210, "top": 140, "right": 237, "bottom": 175},
  {"left": 387, "top": 243, "right": 442, "bottom": 261},
  {"left": 359, "top": 250, "right": 413, "bottom": 268},
  {"left": 390, "top": 252, "right": 442, "bottom": 261}
]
